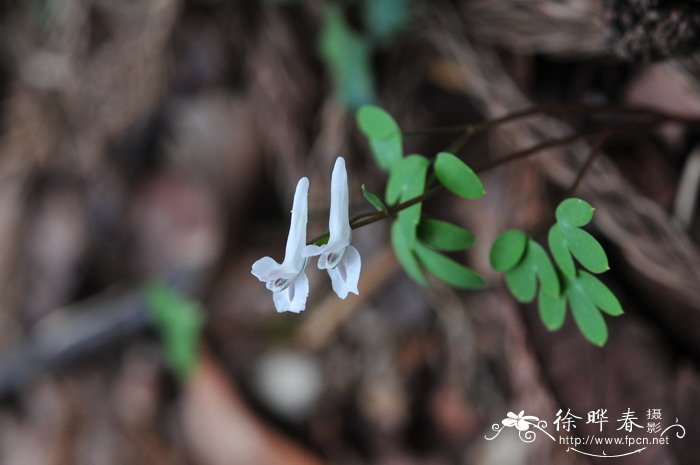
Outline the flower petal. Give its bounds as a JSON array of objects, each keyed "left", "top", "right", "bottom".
[
  {"left": 328, "top": 157, "right": 351, "bottom": 245},
  {"left": 288, "top": 272, "right": 310, "bottom": 312},
  {"left": 272, "top": 272, "right": 309, "bottom": 313},
  {"left": 343, "top": 245, "right": 361, "bottom": 293},
  {"left": 251, "top": 256, "right": 282, "bottom": 282},
  {"left": 327, "top": 246, "right": 361, "bottom": 299},
  {"left": 313, "top": 241, "right": 343, "bottom": 270},
  {"left": 303, "top": 244, "right": 325, "bottom": 258},
  {"left": 502, "top": 419, "right": 517, "bottom": 427},
  {"left": 282, "top": 177, "right": 309, "bottom": 272}
]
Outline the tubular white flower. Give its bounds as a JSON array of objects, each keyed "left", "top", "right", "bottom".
[
  {"left": 304, "top": 157, "right": 361, "bottom": 299},
  {"left": 251, "top": 177, "right": 310, "bottom": 313}
]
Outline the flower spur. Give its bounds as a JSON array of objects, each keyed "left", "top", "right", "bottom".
[
  {"left": 251, "top": 177, "right": 311, "bottom": 313},
  {"left": 304, "top": 157, "right": 361, "bottom": 299}
]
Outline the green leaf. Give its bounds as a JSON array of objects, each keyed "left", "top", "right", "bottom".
[
  {"left": 145, "top": 282, "right": 205, "bottom": 379},
  {"left": 538, "top": 287, "right": 567, "bottom": 330},
  {"left": 417, "top": 218, "right": 475, "bottom": 251},
  {"left": 561, "top": 226, "right": 609, "bottom": 274},
  {"left": 548, "top": 224, "right": 576, "bottom": 278},
  {"left": 391, "top": 221, "right": 426, "bottom": 286},
  {"left": 568, "top": 282, "right": 608, "bottom": 346},
  {"left": 556, "top": 198, "right": 594, "bottom": 227},
  {"left": 356, "top": 105, "right": 403, "bottom": 170},
  {"left": 357, "top": 105, "right": 400, "bottom": 139},
  {"left": 369, "top": 138, "right": 403, "bottom": 172},
  {"left": 319, "top": 4, "right": 376, "bottom": 109},
  {"left": 386, "top": 154, "right": 429, "bottom": 204},
  {"left": 391, "top": 155, "right": 429, "bottom": 243},
  {"left": 413, "top": 242, "right": 485, "bottom": 289},
  {"left": 361, "top": 184, "right": 387, "bottom": 211},
  {"left": 363, "top": 0, "right": 410, "bottom": 41},
  {"left": 490, "top": 229, "right": 528, "bottom": 272},
  {"left": 503, "top": 240, "right": 559, "bottom": 303},
  {"left": 505, "top": 252, "right": 537, "bottom": 303},
  {"left": 434, "top": 152, "right": 485, "bottom": 199},
  {"left": 578, "top": 271, "right": 623, "bottom": 316},
  {"left": 529, "top": 241, "right": 560, "bottom": 296}
]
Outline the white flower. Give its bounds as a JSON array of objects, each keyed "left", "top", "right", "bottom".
[
  {"left": 251, "top": 177, "right": 310, "bottom": 313},
  {"left": 304, "top": 157, "right": 361, "bottom": 299}
]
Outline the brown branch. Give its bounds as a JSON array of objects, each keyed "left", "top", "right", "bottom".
[
  {"left": 404, "top": 101, "right": 700, "bottom": 137},
  {"left": 308, "top": 114, "right": 685, "bottom": 245}
]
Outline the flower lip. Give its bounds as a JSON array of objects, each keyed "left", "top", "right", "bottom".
[
  {"left": 325, "top": 251, "right": 343, "bottom": 268},
  {"left": 319, "top": 245, "right": 346, "bottom": 270},
  {"left": 266, "top": 258, "right": 310, "bottom": 291},
  {"left": 268, "top": 277, "right": 290, "bottom": 292}
]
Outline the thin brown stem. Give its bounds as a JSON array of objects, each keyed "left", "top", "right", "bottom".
[
  {"left": 404, "top": 102, "right": 700, "bottom": 138},
  {"left": 307, "top": 115, "right": 678, "bottom": 245},
  {"left": 472, "top": 120, "right": 649, "bottom": 173},
  {"left": 530, "top": 134, "right": 610, "bottom": 238},
  {"left": 567, "top": 135, "right": 608, "bottom": 195}
]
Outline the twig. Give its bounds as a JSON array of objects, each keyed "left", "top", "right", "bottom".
[
  {"left": 530, "top": 134, "right": 610, "bottom": 238},
  {"left": 566, "top": 134, "right": 608, "bottom": 196},
  {"left": 471, "top": 121, "right": 645, "bottom": 173},
  {"left": 308, "top": 119, "right": 659, "bottom": 245},
  {"left": 404, "top": 101, "right": 700, "bottom": 137}
]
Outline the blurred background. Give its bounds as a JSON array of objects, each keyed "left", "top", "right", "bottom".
[{"left": 0, "top": 0, "right": 699, "bottom": 464}]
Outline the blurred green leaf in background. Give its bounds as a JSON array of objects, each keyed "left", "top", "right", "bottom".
[
  {"left": 145, "top": 282, "right": 205, "bottom": 380},
  {"left": 319, "top": 3, "right": 376, "bottom": 108}
]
